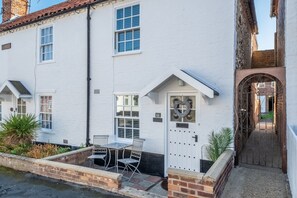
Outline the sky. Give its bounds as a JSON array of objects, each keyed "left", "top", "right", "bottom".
[{"left": 0, "top": 0, "right": 275, "bottom": 50}]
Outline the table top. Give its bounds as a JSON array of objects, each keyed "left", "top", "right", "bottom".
[{"left": 101, "top": 142, "right": 131, "bottom": 150}]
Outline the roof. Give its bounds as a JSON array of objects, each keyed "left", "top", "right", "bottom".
[
  {"left": 140, "top": 68, "right": 219, "bottom": 98},
  {"left": 0, "top": 0, "right": 108, "bottom": 33},
  {"left": 0, "top": 80, "right": 32, "bottom": 98}
]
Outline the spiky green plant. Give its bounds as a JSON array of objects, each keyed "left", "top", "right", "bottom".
[
  {"left": 206, "top": 128, "right": 233, "bottom": 162},
  {"left": 0, "top": 114, "right": 39, "bottom": 146}
]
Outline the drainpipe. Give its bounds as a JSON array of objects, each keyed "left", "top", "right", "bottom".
[{"left": 86, "top": 4, "right": 91, "bottom": 146}]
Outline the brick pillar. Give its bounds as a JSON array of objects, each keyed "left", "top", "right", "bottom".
[{"left": 2, "top": 0, "right": 28, "bottom": 23}]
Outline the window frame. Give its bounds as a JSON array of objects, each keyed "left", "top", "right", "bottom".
[
  {"left": 17, "top": 98, "right": 26, "bottom": 116},
  {"left": 38, "top": 25, "right": 55, "bottom": 64},
  {"left": 114, "top": 3, "right": 141, "bottom": 54},
  {"left": 114, "top": 94, "right": 140, "bottom": 140},
  {"left": 39, "top": 95, "right": 53, "bottom": 132}
]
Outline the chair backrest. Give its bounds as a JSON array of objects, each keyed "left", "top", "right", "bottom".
[
  {"left": 93, "top": 135, "right": 109, "bottom": 146},
  {"left": 130, "top": 138, "right": 145, "bottom": 160},
  {"left": 131, "top": 138, "right": 145, "bottom": 151}
]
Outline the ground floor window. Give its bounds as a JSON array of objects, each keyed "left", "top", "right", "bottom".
[
  {"left": 115, "top": 95, "right": 139, "bottom": 139},
  {"left": 17, "top": 99, "right": 26, "bottom": 116},
  {"left": 39, "top": 96, "right": 52, "bottom": 130}
]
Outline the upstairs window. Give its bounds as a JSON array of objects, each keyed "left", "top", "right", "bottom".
[
  {"left": 40, "top": 26, "right": 53, "bottom": 62},
  {"left": 115, "top": 4, "right": 140, "bottom": 53}
]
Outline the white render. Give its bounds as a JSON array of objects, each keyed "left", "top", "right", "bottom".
[
  {"left": 286, "top": 0, "right": 297, "bottom": 197},
  {"left": 0, "top": 0, "right": 235, "bottom": 174}
]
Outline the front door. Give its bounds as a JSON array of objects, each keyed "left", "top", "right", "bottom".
[{"left": 167, "top": 93, "right": 200, "bottom": 172}]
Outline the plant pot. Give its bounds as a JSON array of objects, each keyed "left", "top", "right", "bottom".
[{"left": 200, "top": 159, "right": 214, "bottom": 173}]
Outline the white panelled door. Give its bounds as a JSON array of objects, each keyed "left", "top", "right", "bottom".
[{"left": 167, "top": 94, "right": 200, "bottom": 172}]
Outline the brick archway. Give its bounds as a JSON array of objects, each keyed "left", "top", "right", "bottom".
[{"left": 235, "top": 67, "right": 287, "bottom": 173}]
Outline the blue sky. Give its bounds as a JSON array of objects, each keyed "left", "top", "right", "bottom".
[{"left": 0, "top": 0, "right": 275, "bottom": 50}]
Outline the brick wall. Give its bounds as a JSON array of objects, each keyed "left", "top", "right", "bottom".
[
  {"left": 0, "top": 150, "right": 121, "bottom": 191},
  {"left": 44, "top": 147, "right": 92, "bottom": 165},
  {"left": 168, "top": 150, "right": 234, "bottom": 198},
  {"left": 236, "top": 0, "right": 257, "bottom": 69},
  {"left": 252, "top": 50, "right": 275, "bottom": 68}
]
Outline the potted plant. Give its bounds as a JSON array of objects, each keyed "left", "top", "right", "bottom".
[{"left": 200, "top": 127, "right": 233, "bottom": 173}]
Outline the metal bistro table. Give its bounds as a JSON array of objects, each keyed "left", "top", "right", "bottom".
[{"left": 101, "top": 142, "right": 131, "bottom": 173}]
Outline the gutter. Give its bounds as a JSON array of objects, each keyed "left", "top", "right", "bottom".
[{"left": 86, "top": 4, "right": 91, "bottom": 147}]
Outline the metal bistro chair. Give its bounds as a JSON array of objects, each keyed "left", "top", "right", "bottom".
[
  {"left": 88, "top": 135, "right": 110, "bottom": 169},
  {"left": 118, "top": 138, "right": 145, "bottom": 180}
]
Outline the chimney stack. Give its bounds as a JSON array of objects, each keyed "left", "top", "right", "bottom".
[{"left": 2, "top": 0, "right": 28, "bottom": 23}]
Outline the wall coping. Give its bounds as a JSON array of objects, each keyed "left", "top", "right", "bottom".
[
  {"left": 43, "top": 146, "right": 93, "bottom": 160},
  {"left": 168, "top": 168, "right": 204, "bottom": 180},
  {"left": 204, "top": 149, "right": 234, "bottom": 182}
]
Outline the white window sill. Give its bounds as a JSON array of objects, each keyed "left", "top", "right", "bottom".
[
  {"left": 38, "top": 60, "right": 56, "bottom": 65},
  {"left": 113, "top": 50, "right": 142, "bottom": 57}
]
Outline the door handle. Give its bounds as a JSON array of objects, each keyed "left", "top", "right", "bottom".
[{"left": 192, "top": 135, "right": 198, "bottom": 142}]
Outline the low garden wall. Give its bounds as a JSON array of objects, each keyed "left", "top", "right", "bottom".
[
  {"left": 168, "top": 149, "right": 234, "bottom": 198},
  {"left": 0, "top": 148, "right": 121, "bottom": 192},
  {"left": 44, "top": 146, "right": 92, "bottom": 165}
]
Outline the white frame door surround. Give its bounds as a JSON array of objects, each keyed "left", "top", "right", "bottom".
[{"left": 167, "top": 93, "right": 200, "bottom": 172}]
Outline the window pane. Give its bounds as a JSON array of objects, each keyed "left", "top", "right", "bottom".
[
  {"left": 126, "top": 119, "right": 132, "bottom": 127},
  {"left": 118, "top": 42, "right": 125, "bottom": 52},
  {"left": 126, "top": 41, "right": 133, "bottom": 51},
  {"left": 132, "top": 95, "right": 139, "bottom": 106},
  {"left": 133, "top": 119, "right": 139, "bottom": 128},
  {"left": 132, "top": 107, "right": 139, "bottom": 117},
  {"left": 117, "top": 9, "right": 123, "bottom": 19},
  {"left": 116, "top": 95, "right": 123, "bottom": 106},
  {"left": 184, "top": 110, "right": 196, "bottom": 123},
  {"left": 134, "top": 30, "right": 140, "bottom": 39},
  {"left": 118, "top": 118, "right": 125, "bottom": 127},
  {"left": 133, "top": 40, "right": 140, "bottom": 50},
  {"left": 118, "top": 128, "right": 125, "bottom": 138},
  {"left": 126, "top": 129, "right": 132, "bottom": 139},
  {"left": 124, "top": 106, "right": 131, "bottom": 116},
  {"left": 133, "top": 129, "right": 139, "bottom": 139},
  {"left": 117, "top": 19, "right": 123, "bottom": 30},
  {"left": 124, "top": 6, "right": 132, "bottom": 17},
  {"left": 116, "top": 106, "right": 123, "bottom": 116},
  {"left": 118, "top": 32, "right": 125, "bottom": 42},
  {"left": 132, "top": 16, "right": 139, "bottom": 27},
  {"left": 124, "top": 18, "right": 131, "bottom": 29},
  {"left": 124, "top": 95, "right": 131, "bottom": 105},
  {"left": 132, "top": 5, "right": 140, "bottom": 15},
  {"left": 126, "top": 31, "right": 132, "bottom": 40}
]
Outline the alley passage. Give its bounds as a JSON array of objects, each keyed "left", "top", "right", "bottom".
[
  {"left": 221, "top": 165, "right": 290, "bottom": 198},
  {"left": 239, "top": 122, "right": 282, "bottom": 168},
  {"left": 0, "top": 166, "right": 124, "bottom": 198}
]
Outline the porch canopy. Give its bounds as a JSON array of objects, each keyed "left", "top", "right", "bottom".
[
  {"left": 140, "top": 68, "right": 219, "bottom": 98},
  {"left": 0, "top": 80, "right": 32, "bottom": 99}
]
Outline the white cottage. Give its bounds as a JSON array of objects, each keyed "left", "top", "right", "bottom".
[{"left": 0, "top": 0, "right": 236, "bottom": 176}]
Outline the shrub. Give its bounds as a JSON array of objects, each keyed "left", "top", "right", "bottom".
[
  {"left": 0, "top": 114, "right": 39, "bottom": 146},
  {"left": 10, "top": 144, "right": 32, "bottom": 156},
  {"left": 26, "top": 144, "right": 70, "bottom": 159},
  {"left": 206, "top": 127, "right": 233, "bottom": 162}
]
